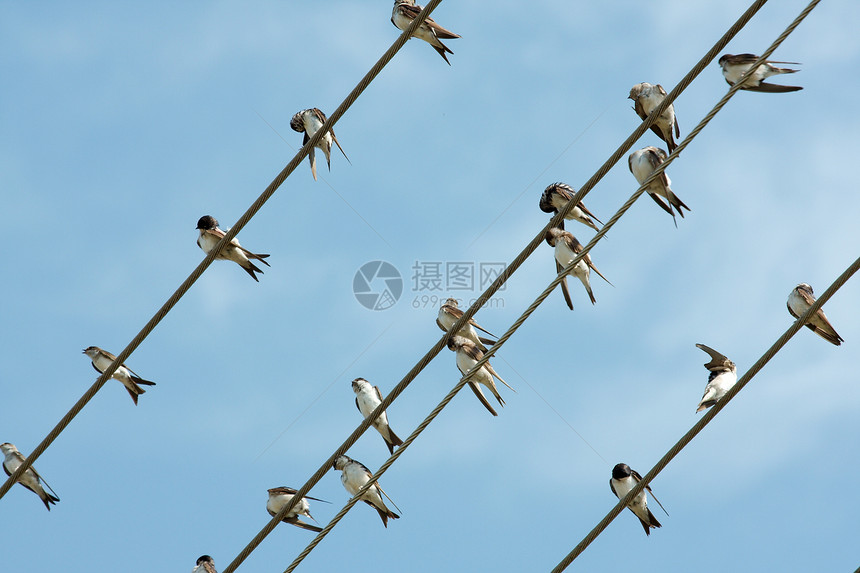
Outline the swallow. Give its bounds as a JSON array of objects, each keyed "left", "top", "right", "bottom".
[
  {"left": 192, "top": 555, "right": 217, "bottom": 573},
  {"left": 267, "top": 486, "right": 329, "bottom": 533},
  {"left": 628, "top": 146, "right": 690, "bottom": 224},
  {"left": 610, "top": 463, "right": 666, "bottom": 536},
  {"left": 628, "top": 82, "right": 680, "bottom": 153},
  {"left": 289, "top": 108, "right": 349, "bottom": 181},
  {"left": 695, "top": 343, "right": 738, "bottom": 412},
  {"left": 391, "top": 0, "right": 461, "bottom": 65},
  {"left": 436, "top": 297, "right": 497, "bottom": 352},
  {"left": 544, "top": 227, "right": 612, "bottom": 310},
  {"left": 82, "top": 345, "right": 155, "bottom": 406},
  {"left": 196, "top": 215, "right": 270, "bottom": 282},
  {"left": 352, "top": 378, "right": 404, "bottom": 455},
  {"left": 538, "top": 182, "right": 603, "bottom": 233},
  {"left": 1, "top": 442, "right": 60, "bottom": 511},
  {"left": 446, "top": 335, "right": 514, "bottom": 416},
  {"left": 787, "top": 283, "right": 844, "bottom": 346},
  {"left": 719, "top": 53, "right": 802, "bottom": 93},
  {"left": 332, "top": 455, "right": 399, "bottom": 527}
]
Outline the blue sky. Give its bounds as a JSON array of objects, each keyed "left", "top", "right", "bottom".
[{"left": 2, "top": 1, "right": 859, "bottom": 571}]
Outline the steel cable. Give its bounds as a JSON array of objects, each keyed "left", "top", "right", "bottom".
[
  {"left": 551, "top": 250, "right": 854, "bottom": 572},
  {"left": 0, "top": 0, "right": 447, "bottom": 505}
]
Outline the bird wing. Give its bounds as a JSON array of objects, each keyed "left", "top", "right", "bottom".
[{"left": 695, "top": 343, "right": 733, "bottom": 371}]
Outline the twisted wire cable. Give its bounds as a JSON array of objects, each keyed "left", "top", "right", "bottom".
[
  {"left": 0, "top": 0, "right": 447, "bottom": 505},
  {"left": 551, "top": 250, "right": 853, "bottom": 573}
]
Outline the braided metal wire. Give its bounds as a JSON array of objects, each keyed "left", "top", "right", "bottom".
[
  {"left": 0, "top": 0, "right": 445, "bottom": 508},
  {"left": 552, "top": 250, "right": 854, "bottom": 572}
]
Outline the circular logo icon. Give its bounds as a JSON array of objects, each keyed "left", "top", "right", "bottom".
[{"left": 353, "top": 261, "right": 403, "bottom": 311}]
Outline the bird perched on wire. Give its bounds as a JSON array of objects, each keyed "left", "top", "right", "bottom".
[
  {"left": 196, "top": 215, "right": 270, "bottom": 282},
  {"left": 539, "top": 182, "right": 603, "bottom": 233},
  {"left": 332, "top": 455, "right": 400, "bottom": 527},
  {"left": 290, "top": 108, "right": 350, "bottom": 181},
  {"left": 545, "top": 227, "right": 612, "bottom": 310},
  {"left": 610, "top": 463, "right": 667, "bottom": 536},
  {"left": 1, "top": 442, "right": 60, "bottom": 511},
  {"left": 718, "top": 53, "right": 802, "bottom": 93},
  {"left": 694, "top": 343, "right": 738, "bottom": 412},
  {"left": 391, "top": 0, "right": 460, "bottom": 65},
  {"left": 436, "top": 297, "right": 497, "bottom": 352},
  {"left": 787, "top": 283, "right": 844, "bottom": 346},
  {"left": 83, "top": 345, "right": 155, "bottom": 406},
  {"left": 447, "top": 335, "right": 515, "bottom": 416},
  {"left": 352, "top": 378, "right": 404, "bottom": 455},
  {"left": 266, "top": 486, "right": 329, "bottom": 533},
  {"left": 628, "top": 82, "right": 680, "bottom": 154},
  {"left": 628, "top": 146, "right": 690, "bottom": 225},
  {"left": 192, "top": 555, "right": 217, "bottom": 573}
]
